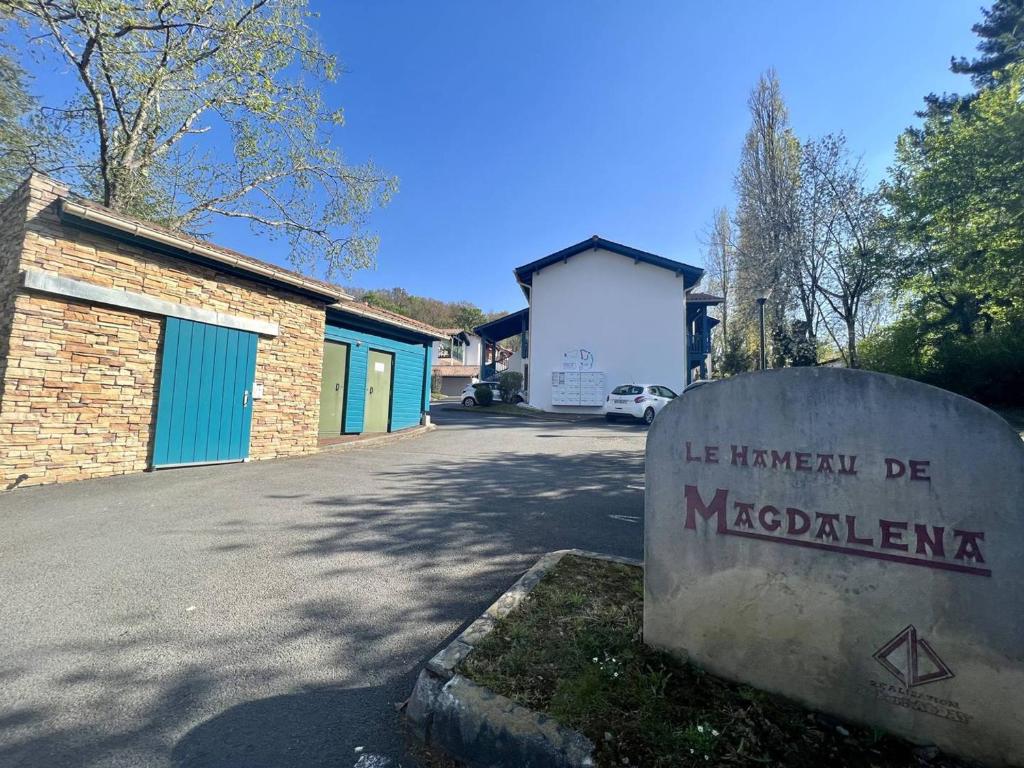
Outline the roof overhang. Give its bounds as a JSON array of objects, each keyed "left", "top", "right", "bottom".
[
  {"left": 474, "top": 307, "right": 528, "bottom": 342},
  {"left": 687, "top": 293, "right": 725, "bottom": 323},
  {"left": 514, "top": 236, "right": 704, "bottom": 292},
  {"left": 59, "top": 199, "right": 346, "bottom": 304},
  {"left": 327, "top": 302, "right": 449, "bottom": 343}
]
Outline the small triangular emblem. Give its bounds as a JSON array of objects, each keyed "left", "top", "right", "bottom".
[{"left": 873, "top": 625, "right": 954, "bottom": 688}]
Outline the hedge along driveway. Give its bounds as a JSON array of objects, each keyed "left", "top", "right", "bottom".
[{"left": 0, "top": 410, "right": 645, "bottom": 767}]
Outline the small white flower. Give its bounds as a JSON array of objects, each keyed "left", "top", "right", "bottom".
[
  {"left": 704, "top": 756, "right": 709, "bottom": 761},
  {"left": 697, "top": 725, "right": 704, "bottom": 734},
  {"left": 613, "top": 672, "right": 619, "bottom": 677},
  {"left": 711, "top": 729, "right": 719, "bottom": 737},
  {"left": 593, "top": 657, "right": 598, "bottom": 662},
  {"left": 689, "top": 749, "right": 695, "bottom": 754}
]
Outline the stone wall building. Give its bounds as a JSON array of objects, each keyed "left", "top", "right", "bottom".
[{"left": 0, "top": 175, "right": 444, "bottom": 491}]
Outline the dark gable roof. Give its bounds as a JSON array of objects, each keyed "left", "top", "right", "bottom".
[
  {"left": 473, "top": 307, "right": 529, "bottom": 341},
  {"left": 514, "top": 236, "right": 704, "bottom": 290}
]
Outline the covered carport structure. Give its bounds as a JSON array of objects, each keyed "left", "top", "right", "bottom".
[{"left": 473, "top": 308, "right": 529, "bottom": 381}]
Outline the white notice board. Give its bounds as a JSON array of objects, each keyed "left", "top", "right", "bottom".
[{"left": 551, "top": 371, "right": 606, "bottom": 406}]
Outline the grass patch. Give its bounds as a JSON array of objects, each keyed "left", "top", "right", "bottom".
[{"left": 460, "top": 555, "right": 969, "bottom": 768}]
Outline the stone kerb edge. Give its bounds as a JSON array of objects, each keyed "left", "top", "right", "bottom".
[{"left": 406, "top": 548, "right": 642, "bottom": 768}]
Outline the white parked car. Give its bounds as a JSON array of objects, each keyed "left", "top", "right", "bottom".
[
  {"left": 461, "top": 380, "right": 525, "bottom": 406},
  {"left": 604, "top": 383, "right": 677, "bottom": 425}
]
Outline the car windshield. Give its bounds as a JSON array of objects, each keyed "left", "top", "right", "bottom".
[{"left": 611, "top": 385, "right": 643, "bottom": 396}]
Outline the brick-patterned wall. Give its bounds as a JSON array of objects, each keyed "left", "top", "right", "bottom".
[
  {"left": 0, "top": 179, "right": 31, "bottom": 411},
  {"left": 0, "top": 175, "right": 327, "bottom": 490}
]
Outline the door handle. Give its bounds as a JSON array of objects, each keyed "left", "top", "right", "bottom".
[
  {"left": 335, "top": 383, "right": 340, "bottom": 391},
  {"left": 243, "top": 390, "right": 249, "bottom": 407},
  {"left": 369, "top": 386, "right": 374, "bottom": 394}
]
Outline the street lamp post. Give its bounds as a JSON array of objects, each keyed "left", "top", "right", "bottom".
[{"left": 756, "top": 296, "right": 767, "bottom": 371}]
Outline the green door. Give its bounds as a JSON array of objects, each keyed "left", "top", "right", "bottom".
[
  {"left": 319, "top": 341, "right": 348, "bottom": 436},
  {"left": 364, "top": 349, "right": 393, "bottom": 433}
]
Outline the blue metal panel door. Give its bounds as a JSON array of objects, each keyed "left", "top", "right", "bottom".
[{"left": 152, "top": 318, "right": 258, "bottom": 468}]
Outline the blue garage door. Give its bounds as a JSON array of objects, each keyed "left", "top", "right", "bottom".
[{"left": 152, "top": 318, "right": 258, "bottom": 468}]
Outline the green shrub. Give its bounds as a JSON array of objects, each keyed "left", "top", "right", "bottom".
[
  {"left": 498, "top": 371, "right": 524, "bottom": 403},
  {"left": 475, "top": 384, "right": 494, "bottom": 406},
  {"left": 860, "top": 315, "right": 1024, "bottom": 406}
]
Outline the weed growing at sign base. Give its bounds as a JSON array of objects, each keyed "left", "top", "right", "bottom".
[{"left": 460, "top": 554, "right": 972, "bottom": 768}]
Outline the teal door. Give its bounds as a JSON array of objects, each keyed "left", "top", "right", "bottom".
[{"left": 152, "top": 318, "right": 258, "bottom": 468}]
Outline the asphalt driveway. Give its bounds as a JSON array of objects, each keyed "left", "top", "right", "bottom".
[{"left": 0, "top": 404, "right": 647, "bottom": 768}]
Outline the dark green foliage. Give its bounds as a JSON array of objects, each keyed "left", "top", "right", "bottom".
[
  {"left": 497, "top": 371, "right": 523, "bottom": 403},
  {"left": 347, "top": 286, "right": 503, "bottom": 331},
  {"left": 772, "top": 320, "right": 818, "bottom": 368},
  {"left": 860, "top": 314, "right": 1024, "bottom": 405},
  {"left": 923, "top": 0, "right": 1024, "bottom": 116},
  {"left": 474, "top": 384, "right": 493, "bottom": 406},
  {"left": 715, "top": 333, "right": 753, "bottom": 378}
]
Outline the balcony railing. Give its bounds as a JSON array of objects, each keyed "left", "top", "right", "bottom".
[{"left": 688, "top": 335, "right": 711, "bottom": 356}]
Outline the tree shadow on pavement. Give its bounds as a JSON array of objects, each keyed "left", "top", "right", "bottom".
[{"left": 171, "top": 683, "right": 406, "bottom": 768}]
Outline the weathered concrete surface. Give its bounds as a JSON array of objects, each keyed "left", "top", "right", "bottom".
[
  {"left": 645, "top": 369, "right": 1024, "bottom": 767},
  {"left": 0, "top": 407, "right": 645, "bottom": 767},
  {"left": 429, "top": 676, "right": 595, "bottom": 768}
]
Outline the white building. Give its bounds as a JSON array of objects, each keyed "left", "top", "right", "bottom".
[
  {"left": 474, "top": 236, "right": 719, "bottom": 413},
  {"left": 431, "top": 328, "right": 514, "bottom": 395}
]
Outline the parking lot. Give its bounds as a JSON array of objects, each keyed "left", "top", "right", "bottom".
[{"left": 0, "top": 404, "right": 646, "bottom": 767}]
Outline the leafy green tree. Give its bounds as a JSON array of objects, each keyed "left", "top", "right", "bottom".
[
  {"left": 452, "top": 303, "right": 486, "bottom": 332},
  {"left": 0, "top": 48, "right": 36, "bottom": 196},
  {"left": 7, "top": 0, "right": 396, "bottom": 277},
  {"left": 923, "top": 0, "right": 1024, "bottom": 116},
  {"left": 800, "top": 134, "right": 890, "bottom": 368},
  {"left": 887, "top": 64, "right": 1024, "bottom": 338},
  {"left": 703, "top": 208, "right": 743, "bottom": 369},
  {"left": 0, "top": 11, "right": 65, "bottom": 197}
]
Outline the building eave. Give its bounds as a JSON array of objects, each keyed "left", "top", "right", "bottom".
[
  {"left": 58, "top": 198, "right": 347, "bottom": 304},
  {"left": 514, "top": 235, "right": 704, "bottom": 290}
]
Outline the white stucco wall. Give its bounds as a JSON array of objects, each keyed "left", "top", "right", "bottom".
[
  {"left": 527, "top": 248, "right": 688, "bottom": 412},
  {"left": 505, "top": 350, "right": 525, "bottom": 375},
  {"left": 431, "top": 332, "right": 483, "bottom": 368}
]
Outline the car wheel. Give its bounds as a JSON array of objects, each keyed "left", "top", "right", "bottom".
[
  {"left": 462, "top": 397, "right": 476, "bottom": 407},
  {"left": 605, "top": 413, "right": 617, "bottom": 422},
  {"left": 643, "top": 407, "right": 656, "bottom": 425},
  {"left": 514, "top": 395, "right": 524, "bottom": 404}
]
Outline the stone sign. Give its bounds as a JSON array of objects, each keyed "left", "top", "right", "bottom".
[{"left": 644, "top": 369, "right": 1024, "bottom": 767}]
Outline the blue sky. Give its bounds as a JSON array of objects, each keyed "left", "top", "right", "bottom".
[{"left": 14, "top": 1, "right": 981, "bottom": 313}]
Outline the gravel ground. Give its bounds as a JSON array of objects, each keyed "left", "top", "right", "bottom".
[{"left": 0, "top": 404, "right": 647, "bottom": 768}]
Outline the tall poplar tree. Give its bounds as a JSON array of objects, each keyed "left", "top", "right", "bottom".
[{"left": 734, "top": 69, "right": 801, "bottom": 367}]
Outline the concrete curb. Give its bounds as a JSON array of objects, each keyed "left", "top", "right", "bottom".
[
  {"left": 406, "top": 548, "right": 643, "bottom": 768},
  {"left": 318, "top": 423, "right": 436, "bottom": 453}
]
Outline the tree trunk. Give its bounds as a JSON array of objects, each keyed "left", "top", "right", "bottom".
[{"left": 846, "top": 316, "right": 859, "bottom": 369}]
